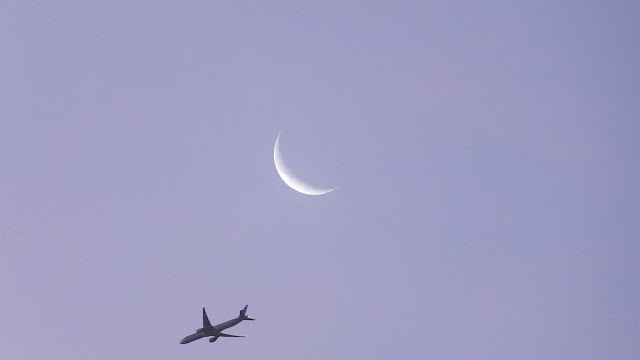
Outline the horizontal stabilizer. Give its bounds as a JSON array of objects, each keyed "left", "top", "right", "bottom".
[{"left": 218, "top": 333, "right": 245, "bottom": 338}]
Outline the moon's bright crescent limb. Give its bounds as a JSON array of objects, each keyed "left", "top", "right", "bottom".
[{"left": 273, "top": 134, "right": 334, "bottom": 196}]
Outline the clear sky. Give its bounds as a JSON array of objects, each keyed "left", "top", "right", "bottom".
[{"left": 1, "top": 1, "right": 639, "bottom": 359}]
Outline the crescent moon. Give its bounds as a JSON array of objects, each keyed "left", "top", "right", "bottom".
[{"left": 273, "top": 134, "right": 334, "bottom": 196}]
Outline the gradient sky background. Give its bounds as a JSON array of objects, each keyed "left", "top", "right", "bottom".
[{"left": 1, "top": 1, "right": 639, "bottom": 359}]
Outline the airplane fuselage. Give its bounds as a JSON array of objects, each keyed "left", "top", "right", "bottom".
[
  {"left": 180, "top": 318, "right": 243, "bottom": 344},
  {"left": 180, "top": 331, "right": 207, "bottom": 344}
]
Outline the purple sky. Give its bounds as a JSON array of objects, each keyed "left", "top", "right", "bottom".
[{"left": 1, "top": 1, "right": 639, "bottom": 359}]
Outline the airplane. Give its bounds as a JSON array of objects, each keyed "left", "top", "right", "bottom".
[{"left": 180, "top": 305, "right": 255, "bottom": 344}]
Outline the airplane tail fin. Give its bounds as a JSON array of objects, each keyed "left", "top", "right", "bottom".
[{"left": 239, "top": 305, "right": 255, "bottom": 321}]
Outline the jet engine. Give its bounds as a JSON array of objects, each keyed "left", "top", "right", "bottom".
[{"left": 209, "top": 336, "right": 219, "bottom": 343}]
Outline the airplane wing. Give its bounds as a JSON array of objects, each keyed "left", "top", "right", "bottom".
[
  {"left": 202, "top": 308, "right": 212, "bottom": 328},
  {"left": 218, "top": 333, "right": 245, "bottom": 338}
]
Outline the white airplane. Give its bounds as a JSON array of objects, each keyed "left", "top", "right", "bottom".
[{"left": 180, "top": 305, "right": 255, "bottom": 344}]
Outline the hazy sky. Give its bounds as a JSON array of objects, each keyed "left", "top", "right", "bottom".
[{"left": 1, "top": 1, "right": 639, "bottom": 359}]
